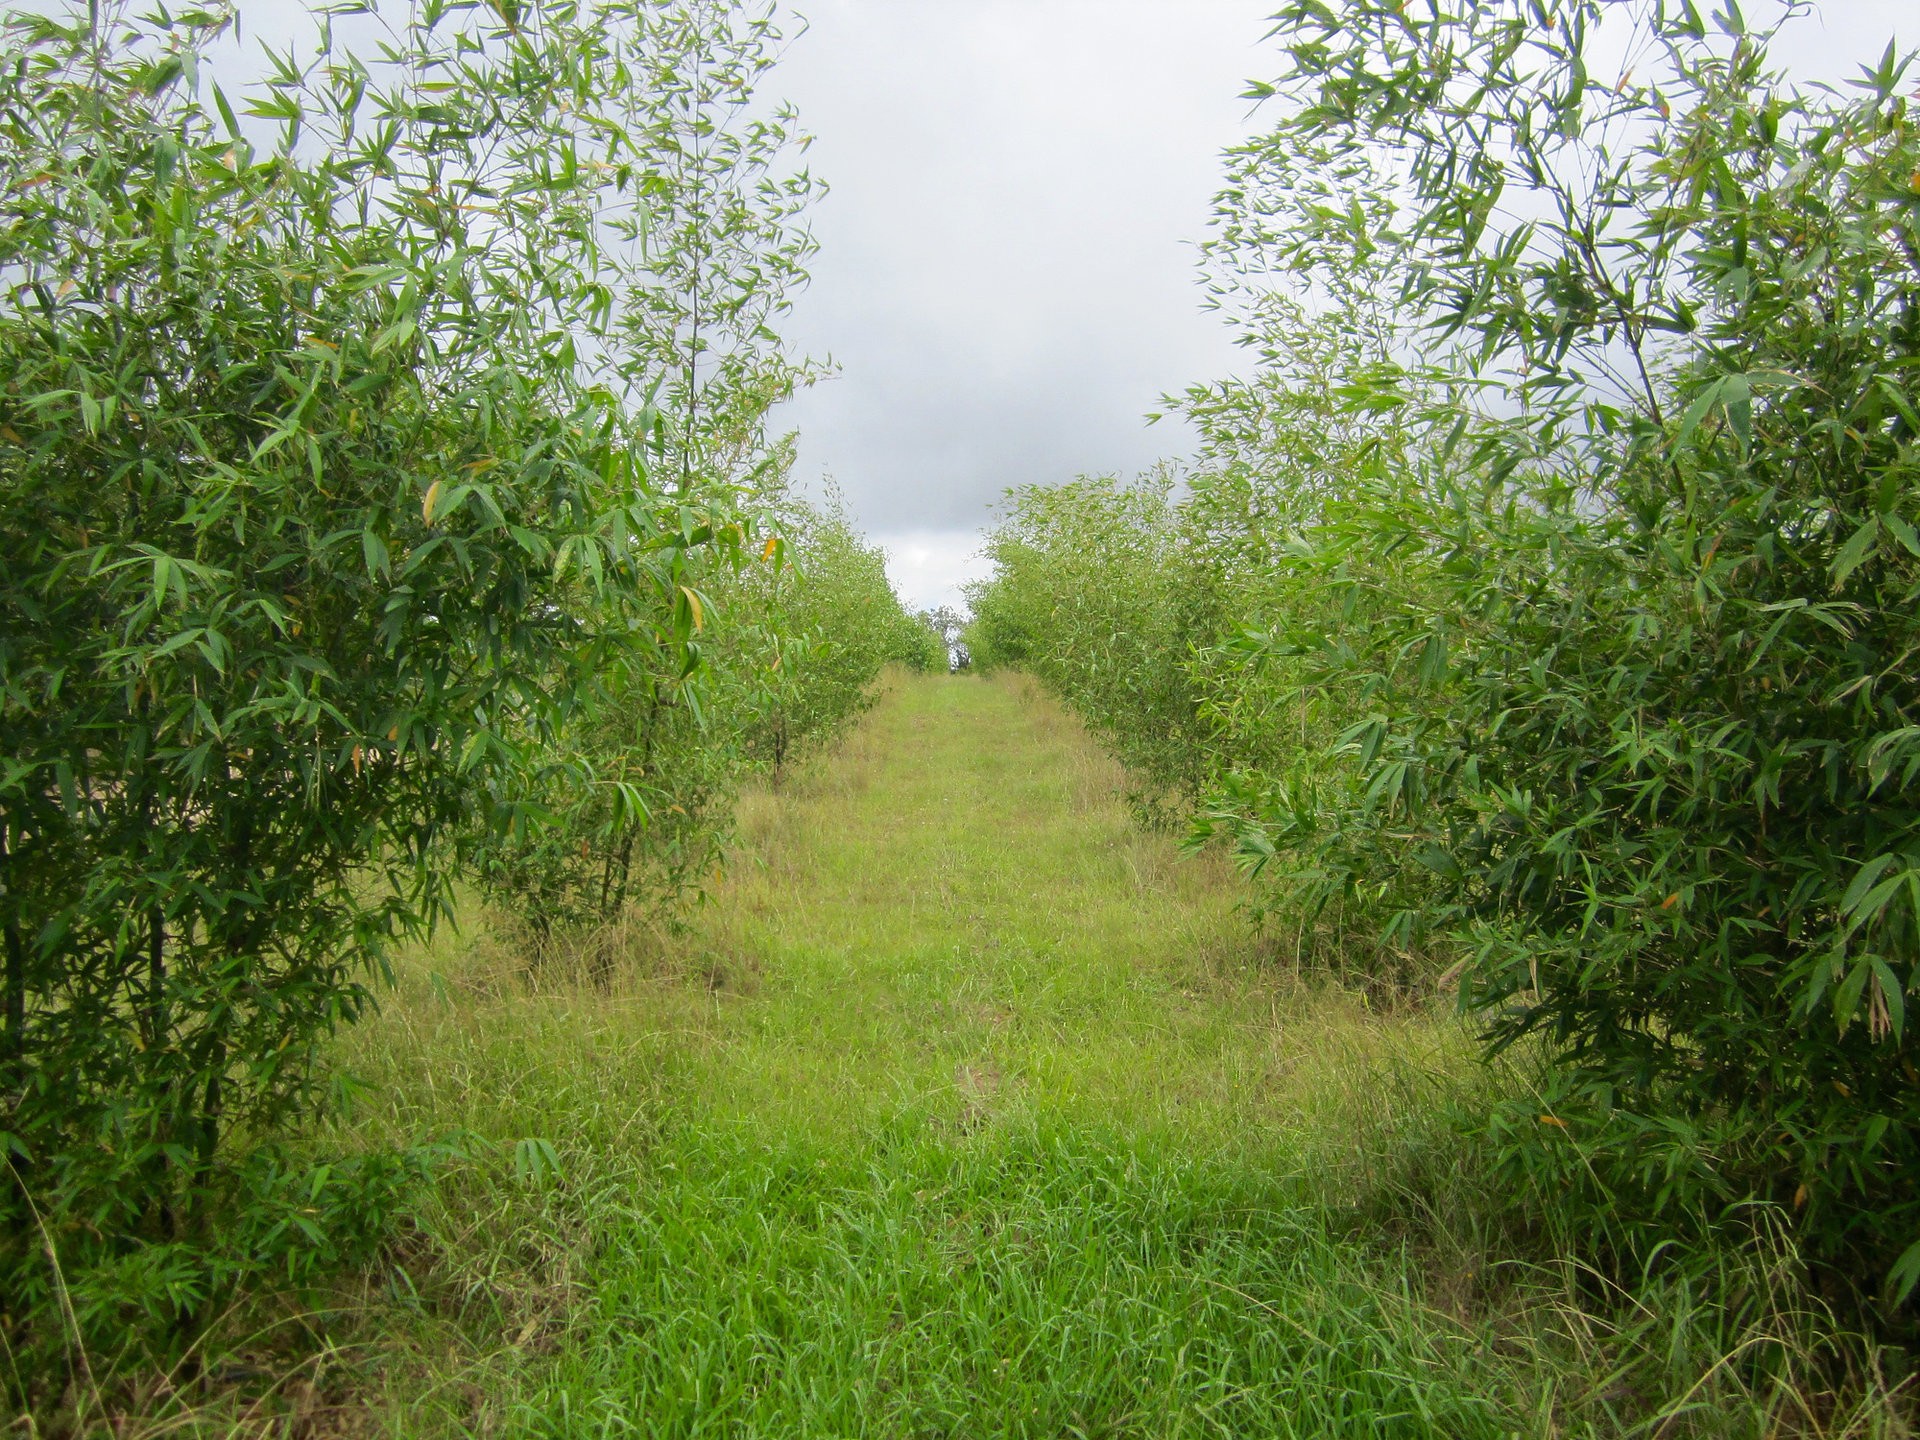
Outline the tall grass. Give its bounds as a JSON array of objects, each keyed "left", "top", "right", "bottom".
[{"left": 72, "top": 672, "right": 1914, "bottom": 1437}]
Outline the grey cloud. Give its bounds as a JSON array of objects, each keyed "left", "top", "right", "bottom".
[
  {"left": 766, "top": 0, "right": 1271, "bottom": 591},
  {"left": 791, "top": 350, "right": 1193, "bottom": 533}
]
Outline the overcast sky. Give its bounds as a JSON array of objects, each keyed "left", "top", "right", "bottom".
[
  {"left": 768, "top": 1, "right": 1273, "bottom": 609},
  {"left": 762, "top": 0, "right": 1915, "bottom": 610}
]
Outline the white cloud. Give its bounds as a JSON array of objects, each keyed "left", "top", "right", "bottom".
[
  {"left": 770, "top": 0, "right": 1276, "bottom": 540},
  {"left": 876, "top": 529, "right": 994, "bottom": 613}
]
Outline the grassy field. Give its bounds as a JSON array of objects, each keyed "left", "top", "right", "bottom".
[{"left": 193, "top": 673, "right": 1906, "bottom": 1436}]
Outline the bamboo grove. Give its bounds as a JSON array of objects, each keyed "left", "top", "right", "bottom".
[
  {"left": 0, "top": 0, "right": 939, "bottom": 1390},
  {"left": 968, "top": 0, "right": 1920, "bottom": 1322}
]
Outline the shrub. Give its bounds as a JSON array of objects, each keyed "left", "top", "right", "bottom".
[
  {"left": 0, "top": 0, "right": 757, "bottom": 1382},
  {"left": 892, "top": 609, "right": 953, "bottom": 675},
  {"left": 737, "top": 495, "right": 929, "bottom": 775},
  {"left": 1226, "top": 0, "right": 1920, "bottom": 1301},
  {"left": 464, "top": 1, "right": 831, "bottom": 944},
  {"left": 968, "top": 0, "right": 1920, "bottom": 1307},
  {"left": 968, "top": 471, "right": 1209, "bottom": 821}
]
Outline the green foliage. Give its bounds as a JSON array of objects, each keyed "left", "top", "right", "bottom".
[
  {"left": 0, "top": 0, "right": 810, "bottom": 1385},
  {"left": 967, "top": 190, "right": 1424, "bottom": 839},
  {"left": 472, "top": 481, "right": 924, "bottom": 944},
  {"left": 910, "top": 604, "right": 965, "bottom": 672},
  {"left": 983, "top": 0, "right": 1920, "bottom": 1305},
  {"left": 892, "top": 609, "right": 951, "bottom": 675},
  {"left": 464, "top": 0, "right": 822, "bottom": 945},
  {"left": 974, "top": 0, "right": 1920, "bottom": 1307},
  {"left": 468, "top": 611, "right": 747, "bottom": 948},
  {"left": 457, "top": 12, "right": 916, "bottom": 949},
  {"left": 609, "top": 0, "right": 826, "bottom": 494},
  {"left": 968, "top": 470, "right": 1210, "bottom": 822},
  {"left": 1231, "top": 0, "right": 1920, "bottom": 1302},
  {"left": 733, "top": 493, "right": 931, "bottom": 775}
]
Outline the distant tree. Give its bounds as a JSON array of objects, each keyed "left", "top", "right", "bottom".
[{"left": 920, "top": 605, "right": 971, "bottom": 671}]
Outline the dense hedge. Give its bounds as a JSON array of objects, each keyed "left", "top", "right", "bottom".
[
  {"left": 0, "top": 0, "right": 915, "bottom": 1396},
  {"left": 970, "top": 1, "right": 1920, "bottom": 1308}
]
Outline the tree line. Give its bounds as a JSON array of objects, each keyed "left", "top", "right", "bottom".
[
  {"left": 969, "top": 0, "right": 1920, "bottom": 1324},
  {"left": 0, "top": 0, "right": 941, "bottom": 1399}
]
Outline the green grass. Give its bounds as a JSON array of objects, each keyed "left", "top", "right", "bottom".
[
  {"left": 492, "top": 1126, "right": 1509, "bottom": 1439},
  {"left": 170, "top": 673, "right": 1910, "bottom": 1436}
]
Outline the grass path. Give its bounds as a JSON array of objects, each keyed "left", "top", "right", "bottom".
[
  {"left": 659, "top": 668, "right": 1304, "bottom": 1144},
  {"left": 347, "top": 674, "right": 1513, "bottom": 1438}
]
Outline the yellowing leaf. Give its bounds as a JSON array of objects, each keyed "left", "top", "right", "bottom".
[
  {"left": 762, "top": 535, "right": 779, "bottom": 562},
  {"left": 681, "top": 586, "right": 704, "bottom": 631},
  {"left": 422, "top": 478, "right": 442, "bottom": 524}
]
